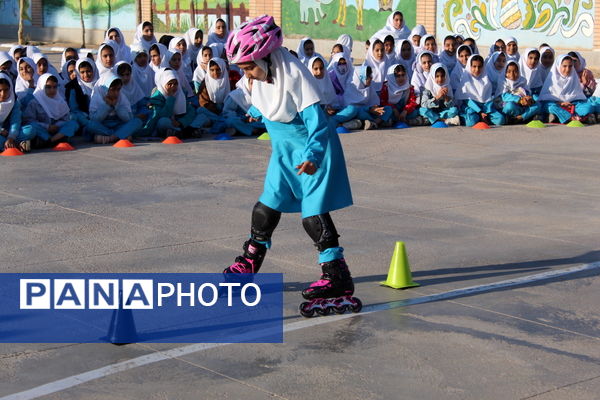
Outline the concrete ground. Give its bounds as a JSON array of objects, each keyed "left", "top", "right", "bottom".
[{"left": 1, "top": 118, "right": 600, "bottom": 399}]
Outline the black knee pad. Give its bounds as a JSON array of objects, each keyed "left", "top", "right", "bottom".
[
  {"left": 302, "top": 213, "right": 340, "bottom": 252},
  {"left": 250, "top": 202, "right": 281, "bottom": 242}
]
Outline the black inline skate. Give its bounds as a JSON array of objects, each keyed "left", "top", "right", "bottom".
[
  {"left": 299, "top": 259, "right": 362, "bottom": 317},
  {"left": 220, "top": 239, "right": 267, "bottom": 296}
]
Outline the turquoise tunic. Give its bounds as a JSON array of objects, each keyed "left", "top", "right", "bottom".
[{"left": 249, "top": 103, "right": 353, "bottom": 218}]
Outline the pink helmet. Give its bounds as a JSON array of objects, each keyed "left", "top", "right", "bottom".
[{"left": 226, "top": 15, "right": 283, "bottom": 64}]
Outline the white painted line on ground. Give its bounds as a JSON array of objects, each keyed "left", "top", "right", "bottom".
[{"left": 2, "top": 262, "right": 599, "bottom": 400}]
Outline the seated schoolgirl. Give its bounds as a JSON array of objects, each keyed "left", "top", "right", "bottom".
[
  {"left": 15, "top": 57, "right": 37, "bottom": 108},
  {"left": 382, "top": 35, "right": 398, "bottom": 64},
  {"left": 504, "top": 37, "right": 520, "bottom": 62},
  {"left": 380, "top": 64, "right": 419, "bottom": 124},
  {"left": 0, "top": 52, "right": 16, "bottom": 81},
  {"left": 61, "top": 59, "right": 77, "bottom": 84},
  {"left": 145, "top": 68, "right": 196, "bottom": 138},
  {"left": 222, "top": 75, "right": 265, "bottom": 136},
  {"left": 164, "top": 50, "right": 194, "bottom": 98},
  {"left": 568, "top": 51, "right": 597, "bottom": 98},
  {"left": 484, "top": 51, "right": 506, "bottom": 95},
  {"left": 408, "top": 25, "right": 426, "bottom": 52},
  {"left": 115, "top": 61, "right": 149, "bottom": 116},
  {"left": 149, "top": 43, "right": 169, "bottom": 73},
  {"left": 496, "top": 61, "right": 541, "bottom": 124},
  {"left": 346, "top": 65, "right": 393, "bottom": 130},
  {"left": 192, "top": 45, "right": 212, "bottom": 92},
  {"left": 87, "top": 73, "right": 143, "bottom": 144},
  {"left": 130, "top": 43, "right": 155, "bottom": 97},
  {"left": 363, "top": 38, "right": 389, "bottom": 92},
  {"left": 197, "top": 57, "right": 230, "bottom": 114},
  {"left": 206, "top": 18, "right": 229, "bottom": 46},
  {"left": 60, "top": 47, "right": 79, "bottom": 70},
  {"left": 419, "top": 63, "right": 460, "bottom": 126},
  {"left": 133, "top": 21, "right": 157, "bottom": 52},
  {"left": 325, "top": 53, "right": 363, "bottom": 129},
  {"left": 169, "top": 36, "right": 193, "bottom": 83},
  {"left": 184, "top": 28, "right": 204, "bottom": 72},
  {"left": 463, "top": 37, "right": 479, "bottom": 54},
  {"left": 22, "top": 73, "right": 79, "bottom": 147},
  {"left": 105, "top": 27, "right": 131, "bottom": 63},
  {"left": 394, "top": 39, "right": 415, "bottom": 80},
  {"left": 296, "top": 37, "right": 322, "bottom": 66},
  {"left": 450, "top": 44, "right": 473, "bottom": 91},
  {"left": 96, "top": 41, "right": 117, "bottom": 76},
  {"left": 410, "top": 51, "right": 433, "bottom": 98},
  {"left": 539, "top": 55, "right": 595, "bottom": 124},
  {"left": 419, "top": 35, "right": 439, "bottom": 63},
  {"left": 519, "top": 48, "right": 543, "bottom": 95},
  {"left": 456, "top": 55, "right": 505, "bottom": 126},
  {"left": 0, "top": 72, "right": 34, "bottom": 152},
  {"left": 65, "top": 58, "right": 98, "bottom": 136},
  {"left": 438, "top": 35, "right": 457, "bottom": 73},
  {"left": 538, "top": 46, "right": 555, "bottom": 81}
]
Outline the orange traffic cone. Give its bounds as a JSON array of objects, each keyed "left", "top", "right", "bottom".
[
  {"left": 162, "top": 136, "right": 183, "bottom": 144},
  {"left": 472, "top": 122, "right": 491, "bottom": 130},
  {"left": 1, "top": 147, "right": 25, "bottom": 156},
  {"left": 113, "top": 139, "right": 135, "bottom": 148},
  {"left": 53, "top": 142, "right": 75, "bottom": 151}
]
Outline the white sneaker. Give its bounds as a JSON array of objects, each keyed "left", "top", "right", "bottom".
[
  {"left": 548, "top": 114, "right": 557, "bottom": 124},
  {"left": 342, "top": 119, "right": 362, "bottom": 130},
  {"left": 363, "top": 120, "right": 378, "bottom": 130},
  {"left": 445, "top": 116, "right": 460, "bottom": 126}
]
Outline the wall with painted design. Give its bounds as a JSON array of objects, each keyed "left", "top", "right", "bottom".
[
  {"left": 151, "top": 0, "right": 249, "bottom": 33},
  {"left": 0, "top": 0, "right": 31, "bottom": 25},
  {"left": 43, "top": 0, "right": 137, "bottom": 31},
  {"left": 438, "top": 0, "right": 595, "bottom": 50},
  {"left": 281, "top": 0, "right": 417, "bottom": 41}
]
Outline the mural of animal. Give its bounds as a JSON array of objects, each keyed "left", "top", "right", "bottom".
[
  {"left": 297, "top": 0, "right": 334, "bottom": 25},
  {"left": 332, "top": 0, "right": 364, "bottom": 30}
]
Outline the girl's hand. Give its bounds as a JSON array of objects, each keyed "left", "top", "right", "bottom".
[
  {"left": 105, "top": 95, "right": 118, "bottom": 107},
  {"left": 369, "top": 106, "right": 384, "bottom": 116},
  {"left": 560, "top": 102, "right": 572, "bottom": 107},
  {"left": 4, "top": 137, "right": 16, "bottom": 149},
  {"left": 296, "top": 161, "right": 317, "bottom": 175},
  {"left": 48, "top": 125, "right": 59, "bottom": 134},
  {"left": 325, "top": 106, "right": 336, "bottom": 116}
]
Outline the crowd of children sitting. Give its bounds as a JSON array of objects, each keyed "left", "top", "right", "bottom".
[{"left": 1, "top": 13, "right": 599, "bottom": 153}]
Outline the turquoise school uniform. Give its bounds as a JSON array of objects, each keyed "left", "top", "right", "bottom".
[{"left": 248, "top": 103, "right": 352, "bottom": 218}]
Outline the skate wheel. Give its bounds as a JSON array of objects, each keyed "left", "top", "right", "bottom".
[
  {"left": 299, "top": 302, "right": 315, "bottom": 318},
  {"left": 315, "top": 307, "right": 329, "bottom": 316},
  {"left": 334, "top": 305, "right": 348, "bottom": 314},
  {"left": 350, "top": 298, "right": 362, "bottom": 313}
]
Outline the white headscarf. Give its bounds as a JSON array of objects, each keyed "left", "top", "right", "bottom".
[
  {"left": 308, "top": 56, "right": 336, "bottom": 106},
  {"left": 155, "top": 67, "right": 187, "bottom": 114},
  {"left": 164, "top": 50, "right": 193, "bottom": 97},
  {"left": 133, "top": 22, "right": 157, "bottom": 52},
  {"left": 26, "top": 46, "right": 41, "bottom": 59},
  {"left": 438, "top": 46, "right": 457, "bottom": 73},
  {"left": 363, "top": 39, "right": 389, "bottom": 91},
  {"left": 249, "top": 47, "right": 320, "bottom": 123},
  {"left": 129, "top": 43, "right": 154, "bottom": 97},
  {"left": 380, "top": 11, "right": 411, "bottom": 39},
  {"left": 207, "top": 18, "right": 229, "bottom": 46},
  {"left": 184, "top": 28, "right": 203, "bottom": 66},
  {"left": 0, "top": 52, "right": 15, "bottom": 79},
  {"left": 59, "top": 48, "right": 79, "bottom": 70},
  {"left": 411, "top": 51, "right": 434, "bottom": 93},
  {"left": 485, "top": 51, "right": 505, "bottom": 87},
  {"left": 149, "top": 43, "right": 169, "bottom": 73},
  {"left": 347, "top": 65, "right": 378, "bottom": 106},
  {"left": 539, "top": 54, "right": 586, "bottom": 102},
  {"left": 451, "top": 44, "right": 473, "bottom": 84},
  {"left": 394, "top": 39, "right": 415, "bottom": 80},
  {"left": 519, "top": 48, "right": 543, "bottom": 90},
  {"left": 32, "top": 52, "right": 59, "bottom": 77},
  {"left": 74, "top": 58, "right": 98, "bottom": 97},
  {"left": 296, "top": 37, "right": 324, "bottom": 66},
  {"left": 193, "top": 46, "right": 210, "bottom": 84},
  {"left": 114, "top": 61, "right": 145, "bottom": 105},
  {"left": 209, "top": 42, "right": 225, "bottom": 59},
  {"left": 169, "top": 36, "right": 189, "bottom": 63},
  {"left": 33, "top": 73, "right": 70, "bottom": 120},
  {"left": 96, "top": 41, "right": 118, "bottom": 75},
  {"left": 60, "top": 59, "right": 76, "bottom": 83},
  {"left": 0, "top": 72, "right": 16, "bottom": 124},
  {"left": 327, "top": 52, "right": 353, "bottom": 107},
  {"left": 456, "top": 55, "right": 493, "bottom": 103},
  {"left": 204, "top": 57, "right": 230, "bottom": 104},
  {"left": 408, "top": 24, "right": 427, "bottom": 52},
  {"left": 104, "top": 27, "right": 131, "bottom": 63},
  {"left": 15, "top": 57, "right": 37, "bottom": 100},
  {"left": 539, "top": 46, "right": 555, "bottom": 82},
  {"left": 385, "top": 64, "right": 410, "bottom": 104},
  {"left": 228, "top": 75, "right": 252, "bottom": 111},
  {"left": 336, "top": 34, "right": 353, "bottom": 54},
  {"left": 503, "top": 36, "right": 520, "bottom": 62},
  {"left": 419, "top": 35, "right": 438, "bottom": 55},
  {"left": 424, "top": 63, "right": 452, "bottom": 98},
  {"left": 89, "top": 72, "right": 132, "bottom": 115},
  {"left": 495, "top": 60, "right": 529, "bottom": 98}
]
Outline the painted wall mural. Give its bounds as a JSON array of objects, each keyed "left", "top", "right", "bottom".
[
  {"left": 0, "top": 0, "right": 31, "bottom": 26},
  {"left": 438, "top": 0, "right": 595, "bottom": 49},
  {"left": 282, "top": 0, "right": 417, "bottom": 41},
  {"left": 151, "top": 0, "right": 249, "bottom": 33},
  {"left": 43, "top": 0, "right": 137, "bottom": 30}
]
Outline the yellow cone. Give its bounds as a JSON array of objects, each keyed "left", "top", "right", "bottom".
[
  {"left": 257, "top": 132, "right": 270, "bottom": 140},
  {"left": 380, "top": 241, "right": 420, "bottom": 289}
]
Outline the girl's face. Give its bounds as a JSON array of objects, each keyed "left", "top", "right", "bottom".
[
  {"left": 331, "top": 44, "right": 343, "bottom": 55},
  {"left": 434, "top": 69, "right": 445, "bottom": 85},
  {"left": 559, "top": 58, "right": 573, "bottom": 77},
  {"left": 506, "top": 41, "right": 518, "bottom": 55},
  {"left": 150, "top": 49, "right": 161, "bottom": 66},
  {"left": 311, "top": 59, "right": 325, "bottom": 79},
  {"left": 237, "top": 62, "right": 267, "bottom": 82},
  {"left": 494, "top": 53, "right": 506, "bottom": 71},
  {"left": 373, "top": 42, "right": 384, "bottom": 61},
  {"left": 458, "top": 49, "right": 471, "bottom": 66},
  {"left": 393, "top": 13, "right": 403, "bottom": 29},
  {"left": 0, "top": 82, "right": 10, "bottom": 102},
  {"left": 494, "top": 40, "right": 506, "bottom": 53},
  {"left": 14, "top": 49, "right": 24, "bottom": 62},
  {"left": 541, "top": 51, "right": 554, "bottom": 68},
  {"left": 79, "top": 64, "right": 94, "bottom": 82},
  {"left": 464, "top": 39, "right": 475, "bottom": 50},
  {"left": 202, "top": 49, "right": 212, "bottom": 64},
  {"left": 67, "top": 63, "right": 76, "bottom": 81},
  {"left": 384, "top": 40, "right": 394, "bottom": 55},
  {"left": 107, "top": 82, "right": 122, "bottom": 98},
  {"left": 37, "top": 58, "right": 48, "bottom": 75},
  {"left": 209, "top": 62, "right": 221, "bottom": 79},
  {"left": 570, "top": 56, "right": 581, "bottom": 71},
  {"left": 424, "top": 38, "right": 436, "bottom": 52},
  {"left": 44, "top": 78, "right": 58, "bottom": 98},
  {"left": 336, "top": 58, "right": 348, "bottom": 74},
  {"left": 176, "top": 40, "right": 186, "bottom": 54},
  {"left": 135, "top": 52, "right": 149, "bottom": 67},
  {"left": 471, "top": 59, "right": 483, "bottom": 77},
  {"left": 119, "top": 67, "right": 132, "bottom": 85},
  {"left": 444, "top": 39, "right": 456, "bottom": 55},
  {"left": 527, "top": 51, "right": 540, "bottom": 69},
  {"left": 303, "top": 41, "right": 315, "bottom": 58},
  {"left": 412, "top": 35, "right": 421, "bottom": 47},
  {"left": 506, "top": 64, "right": 519, "bottom": 81},
  {"left": 108, "top": 30, "right": 121, "bottom": 44},
  {"left": 169, "top": 52, "right": 182, "bottom": 70},
  {"left": 455, "top": 36, "right": 464, "bottom": 45},
  {"left": 101, "top": 48, "right": 115, "bottom": 68},
  {"left": 194, "top": 31, "right": 203, "bottom": 47},
  {"left": 143, "top": 25, "right": 154, "bottom": 41},
  {"left": 215, "top": 20, "right": 226, "bottom": 37},
  {"left": 401, "top": 42, "right": 412, "bottom": 59},
  {"left": 65, "top": 50, "right": 78, "bottom": 61},
  {"left": 165, "top": 79, "right": 178, "bottom": 95},
  {"left": 394, "top": 68, "right": 407, "bottom": 85},
  {"left": 19, "top": 62, "right": 34, "bottom": 80},
  {"left": 0, "top": 61, "right": 11, "bottom": 71},
  {"left": 421, "top": 55, "right": 432, "bottom": 72}
]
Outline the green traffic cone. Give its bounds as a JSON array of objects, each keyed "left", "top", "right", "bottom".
[
  {"left": 380, "top": 242, "right": 420, "bottom": 289},
  {"left": 257, "top": 132, "right": 270, "bottom": 140}
]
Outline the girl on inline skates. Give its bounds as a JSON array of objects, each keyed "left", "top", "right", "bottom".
[{"left": 222, "top": 15, "right": 360, "bottom": 317}]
